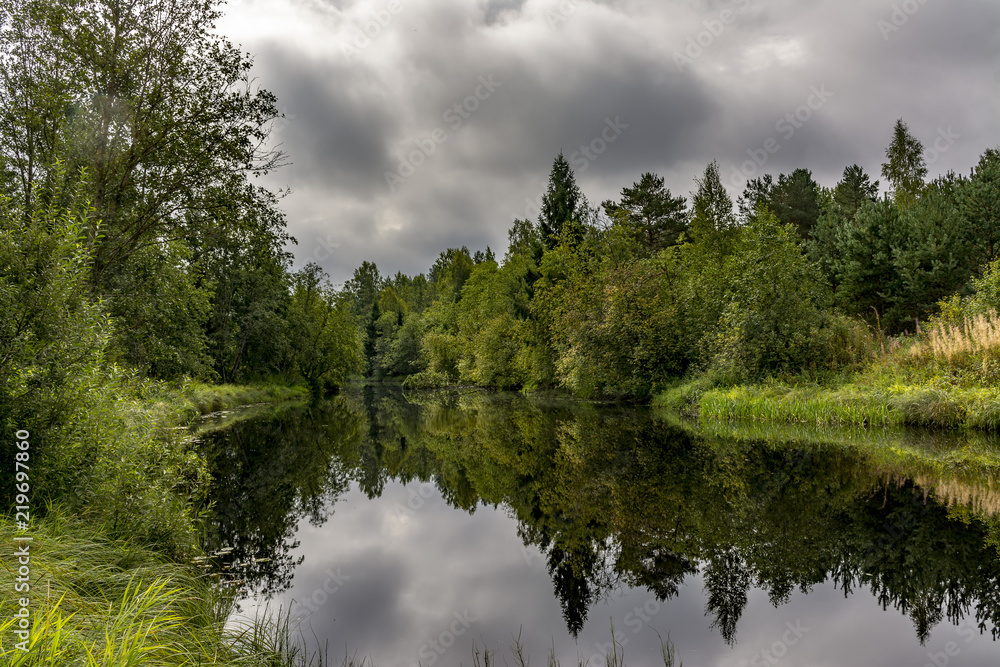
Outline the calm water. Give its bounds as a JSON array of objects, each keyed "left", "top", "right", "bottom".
[{"left": 197, "top": 387, "right": 1000, "bottom": 667}]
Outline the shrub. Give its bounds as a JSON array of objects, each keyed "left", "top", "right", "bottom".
[{"left": 706, "top": 208, "right": 828, "bottom": 381}]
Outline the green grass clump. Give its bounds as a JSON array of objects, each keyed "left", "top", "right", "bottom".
[
  {"left": 651, "top": 375, "right": 723, "bottom": 417},
  {"left": 0, "top": 509, "right": 221, "bottom": 665},
  {"left": 658, "top": 373, "right": 1000, "bottom": 432},
  {"left": 698, "top": 384, "right": 900, "bottom": 427},
  {"left": 0, "top": 509, "right": 331, "bottom": 666}
]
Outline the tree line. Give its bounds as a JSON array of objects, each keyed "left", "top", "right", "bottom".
[
  {"left": 347, "top": 120, "right": 1000, "bottom": 399},
  {"left": 4, "top": 0, "right": 998, "bottom": 407}
]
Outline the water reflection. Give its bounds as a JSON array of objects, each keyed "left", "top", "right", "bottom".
[{"left": 198, "top": 387, "right": 1000, "bottom": 649}]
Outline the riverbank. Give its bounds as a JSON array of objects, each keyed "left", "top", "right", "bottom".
[
  {"left": 146, "top": 380, "right": 310, "bottom": 426},
  {"left": 0, "top": 508, "right": 331, "bottom": 665},
  {"left": 654, "top": 377, "right": 1000, "bottom": 431},
  {"left": 0, "top": 380, "right": 319, "bottom": 666},
  {"left": 654, "top": 309, "right": 1000, "bottom": 431}
]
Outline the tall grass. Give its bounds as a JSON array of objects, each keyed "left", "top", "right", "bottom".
[
  {"left": 911, "top": 311, "right": 1000, "bottom": 365},
  {"left": 0, "top": 509, "right": 219, "bottom": 665},
  {"left": 655, "top": 309, "right": 1000, "bottom": 431},
  {"left": 0, "top": 509, "right": 332, "bottom": 666},
  {"left": 698, "top": 384, "right": 900, "bottom": 427}
]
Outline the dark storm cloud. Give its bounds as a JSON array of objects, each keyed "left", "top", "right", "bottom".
[
  {"left": 221, "top": 0, "right": 1000, "bottom": 284},
  {"left": 256, "top": 43, "right": 398, "bottom": 196}
]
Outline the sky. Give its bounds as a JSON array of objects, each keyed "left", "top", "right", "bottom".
[{"left": 216, "top": 0, "right": 1000, "bottom": 286}]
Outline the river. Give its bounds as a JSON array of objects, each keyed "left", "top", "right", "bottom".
[{"left": 195, "top": 386, "right": 1000, "bottom": 667}]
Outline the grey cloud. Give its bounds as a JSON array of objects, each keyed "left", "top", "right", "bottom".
[
  {"left": 226, "top": 0, "right": 1000, "bottom": 284},
  {"left": 483, "top": 0, "right": 526, "bottom": 25}
]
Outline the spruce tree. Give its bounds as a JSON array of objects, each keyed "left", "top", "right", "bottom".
[
  {"left": 539, "top": 152, "right": 582, "bottom": 248},
  {"left": 881, "top": 119, "right": 927, "bottom": 209}
]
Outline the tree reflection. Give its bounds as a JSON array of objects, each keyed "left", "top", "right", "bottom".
[{"left": 200, "top": 386, "right": 1000, "bottom": 643}]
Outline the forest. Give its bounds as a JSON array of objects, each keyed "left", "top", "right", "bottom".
[{"left": 345, "top": 126, "right": 1000, "bottom": 405}]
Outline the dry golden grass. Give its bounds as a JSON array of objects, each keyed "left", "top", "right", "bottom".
[{"left": 910, "top": 311, "right": 1000, "bottom": 365}]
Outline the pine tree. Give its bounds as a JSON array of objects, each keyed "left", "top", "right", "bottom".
[
  {"left": 612, "top": 172, "right": 688, "bottom": 253},
  {"left": 771, "top": 168, "right": 821, "bottom": 238},
  {"left": 736, "top": 175, "right": 774, "bottom": 224},
  {"left": 959, "top": 147, "right": 1000, "bottom": 271},
  {"left": 833, "top": 164, "right": 880, "bottom": 220}
]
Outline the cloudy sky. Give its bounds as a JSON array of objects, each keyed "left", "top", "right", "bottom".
[{"left": 217, "top": 0, "right": 1000, "bottom": 286}]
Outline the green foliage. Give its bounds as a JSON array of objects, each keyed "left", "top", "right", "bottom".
[
  {"left": 959, "top": 147, "right": 1000, "bottom": 270},
  {"left": 105, "top": 239, "right": 215, "bottom": 379},
  {"left": 0, "top": 184, "right": 243, "bottom": 554},
  {"left": 708, "top": 207, "right": 827, "bottom": 380},
  {"left": 197, "top": 185, "right": 294, "bottom": 384},
  {"left": 968, "top": 258, "right": 1000, "bottom": 312},
  {"left": 770, "top": 168, "right": 821, "bottom": 238},
  {"left": 834, "top": 197, "right": 904, "bottom": 326},
  {"left": 0, "top": 0, "right": 297, "bottom": 385},
  {"left": 346, "top": 133, "right": 1000, "bottom": 401},
  {"left": 539, "top": 152, "right": 582, "bottom": 248},
  {"left": 455, "top": 261, "right": 529, "bottom": 387},
  {"left": 834, "top": 164, "right": 880, "bottom": 216},
  {"left": 892, "top": 174, "right": 973, "bottom": 325},
  {"left": 736, "top": 174, "right": 774, "bottom": 223},
  {"left": 0, "top": 181, "right": 106, "bottom": 437},
  {"left": 807, "top": 165, "right": 879, "bottom": 290},
  {"left": 429, "top": 247, "right": 475, "bottom": 302},
  {"left": 689, "top": 160, "right": 735, "bottom": 247},
  {"left": 286, "top": 264, "right": 363, "bottom": 394},
  {"left": 344, "top": 260, "right": 384, "bottom": 319},
  {"left": 603, "top": 172, "right": 687, "bottom": 254},
  {"left": 882, "top": 118, "right": 928, "bottom": 209}
]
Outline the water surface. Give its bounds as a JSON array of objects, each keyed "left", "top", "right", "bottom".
[{"left": 198, "top": 387, "right": 1000, "bottom": 666}]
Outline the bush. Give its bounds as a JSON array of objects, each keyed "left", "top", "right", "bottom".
[
  {"left": 816, "top": 314, "right": 879, "bottom": 374},
  {"left": 706, "top": 208, "right": 828, "bottom": 381},
  {"left": 0, "top": 186, "right": 210, "bottom": 556}
]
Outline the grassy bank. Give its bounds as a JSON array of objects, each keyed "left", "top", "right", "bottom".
[
  {"left": 146, "top": 380, "right": 309, "bottom": 427},
  {"left": 655, "top": 380, "right": 1000, "bottom": 430},
  {"left": 0, "top": 509, "right": 329, "bottom": 665},
  {"left": 655, "top": 310, "right": 1000, "bottom": 431},
  {"left": 0, "top": 379, "right": 317, "bottom": 665}
]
